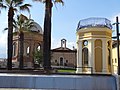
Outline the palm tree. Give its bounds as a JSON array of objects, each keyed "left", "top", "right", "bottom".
[
  {"left": 32, "top": 0, "right": 63, "bottom": 71},
  {"left": 0, "top": 0, "right": 31, "bottom": 70},
  {"left": 13, "top": 14, "right": 35, "bottom": 69}
]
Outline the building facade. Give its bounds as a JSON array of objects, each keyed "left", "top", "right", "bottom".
[
  {"left": 12, "top": 22, "right": 43, "bottom": 68},
  {"left": 112, "top": 40, "right": 119, "bottom": 74},
  {"left": 76, "top": 17, "right": 113, "bottom": 74},
  {"left": 51, "top": 39, "right": 77, "bottom": 68},
  {"left": 10, "top": 17, "right": 118, "bottom": 74}
]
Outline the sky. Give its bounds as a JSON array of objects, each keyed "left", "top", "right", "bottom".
[{"left": 0, "top": 0, "right": 120, "bottom": 58}]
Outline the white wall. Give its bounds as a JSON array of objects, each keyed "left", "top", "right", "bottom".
[{"left": 0, "top": 74, "right": 117, "bottom": 90}]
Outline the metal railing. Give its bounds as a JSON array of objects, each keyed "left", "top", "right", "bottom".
[
  {"left": 76, "top": 66, "right": 93, "bottom": 74},
  {"left": 77, "top": 17, "right": 112, "bottom": 30}
]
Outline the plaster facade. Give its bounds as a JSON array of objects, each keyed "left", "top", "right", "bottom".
[
  {"left": 51, "top": 39, "right": 77, "bottom": 68},
  {"left": 76, "top": 18, "right": 113, "bottom": 74},
  {"left": 112, "top": 41, "right": 119, "bottom": 74}
]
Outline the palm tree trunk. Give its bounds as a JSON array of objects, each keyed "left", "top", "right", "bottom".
[
  {"left": 43, "top": 0, "right": 52, "bottom": 70},
  {"left": 19, "top": 31, "right": 24, "bottom": 69},
  {"left": 7, "top": 7, "right": 14, "bottom": 70}
]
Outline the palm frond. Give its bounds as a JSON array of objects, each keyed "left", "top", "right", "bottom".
[
  {"left": 32, "top": 0, "right": 43, "bottom": 2},
  {"left": 5, "top": 0, "right": 11, "bottom": 4},
  {"left": 33, "top": 0, "right": 46, "bottom": 3},
  {"left": 54, "top": 0, "right": 64, "bottom": 5},
  {"left": 13, "top": 24, "right": 18, "bottom": 29},
  {"left": 13, "top": 18, "right": 17, "bottom": 26},
  {"left": 2, "top": 27, "right": 8, "bottom": 33},
  {"left": 19, "top": 14, "right": 28, "bottom": 20},
  {"left": 20, "top": 4, "right": 31, "bottom": 13},
  {"left": 14, "top": 1, "right": 23, "bottom": 7},
  {"left": 4, "top": 27, "right": 8, "bottom": 31},
  {"left": 13, "top": 14, "right": 36, "bottom": 33},
  {"left": 0, "top": 3, "right": 7, "bottom": 9},
  {"left": 0, "top": 0, "right": 3, "bottom": 2},
  {"left": 13, "top": 0, "right": 24, "bottom": 3},
  {"left": 13, "top": 8, "right": 17, "bottom": 12},
  {"left": 28, "top": 19, "right": 34, "bottom": 22}
]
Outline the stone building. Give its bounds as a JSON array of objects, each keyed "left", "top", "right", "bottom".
[
  {"left": 51, "top": 39, "right": 77, "bottom": 68},
  {"left": 112, "top": 40, "right": 119, "bottom": 74},
  {"left": 12, "top": 22, "right": 43, "bottom": 68},
  {"left": 76, "top": 17, "right": 113, "bottom": 74}
]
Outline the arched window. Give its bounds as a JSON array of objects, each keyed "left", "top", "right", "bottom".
[
  {"left": 37, "top": 45, "right": 41, "bottom": 51},
  {"left": 108, "top": 48, "right": 111, "bottom": 72},
  {"left": 82, "top": 48, "right": 88, "bottom": 66},
  {"left": 61, "top": 39, "right": 66, "bottom": 48},
  {"left": 26, "top": 46, "right": 30, "bottom": 55},
  {"left": 13, "top": 42, "right": 16, "bottom": 57},
  {"left": 108, "top": 48, "right": 111, "bottom": 65},
  {"left": 35, "top": 43, "right": 41, "bottom": 52}
]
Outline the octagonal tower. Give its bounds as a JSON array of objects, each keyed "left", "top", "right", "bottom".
[{"left": 76, "top": 17, "right": 113, "bottom": 74}]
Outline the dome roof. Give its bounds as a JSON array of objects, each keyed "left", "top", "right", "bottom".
[
  {"left": 30, "top": 22, "right": 43, "bottom": 34},
  {"left": 77, "top": 17, "right": 112, "bottom": 31}
]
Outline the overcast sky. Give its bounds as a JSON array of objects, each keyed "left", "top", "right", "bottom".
[{"left": 0, "top": 0, "right": 120, "bottom": 58}]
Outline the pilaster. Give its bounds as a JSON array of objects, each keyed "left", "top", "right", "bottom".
[
  {"left": 88, "top": 39, "right": 95, "bottom": 73},
  {"left": 102, "top": 39, "right": 108, "bottom": 73},
  {"left": 76, "top": 40, "right": 82, "bottom": 73}
]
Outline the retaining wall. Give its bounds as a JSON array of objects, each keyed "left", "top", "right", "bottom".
[{"left": 0, "top": 74, "right": 117, "bottom": 90}]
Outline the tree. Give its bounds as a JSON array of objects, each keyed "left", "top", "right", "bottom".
[
  {"left": 33, "top": 50, "right": 43, "bottom": 68},
  {"left": 33, "top": 0, "right": 63, "bottom": 71},
  {"left": 13, "top": 14, "right": 35, "bottom": 69},
  {"left": 0, "top": 0, "right": 31, "bottom": 70}
]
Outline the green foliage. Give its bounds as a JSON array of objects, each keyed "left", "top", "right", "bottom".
[
  {"left": 13, "top": 14, "right": 35, "bottom": 32},
  {"left": 58, "top": 69, "right": 75, "bottom": 73},
  {"left": 32, "top": 0, "right": 64, "bottom": 5},
  {"left": 33, "top": 50, "right": 43, "bottom": 65},
  {"left": 0, "top": 0, "right": 31, "bottom": 70},
  {"left": 0, "top": 0, "right": 31, "bottom": 13}
]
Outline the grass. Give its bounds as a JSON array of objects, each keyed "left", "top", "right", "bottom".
[{"left": 57, "top": 69, "right": 76, "bottom": 73}]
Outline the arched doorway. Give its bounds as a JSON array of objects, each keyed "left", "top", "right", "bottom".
[
  {"left": 60, "top": 57, "right": 64, "bottom": 66},
  {"left": 82, "top": 47, "right": 88, "bottom": 71},
  {"left": 82, "top": 47, "right": 88, "bottom": 66}
]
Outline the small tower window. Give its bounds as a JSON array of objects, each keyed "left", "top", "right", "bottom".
[{"left": 61, "top": 39, "right": 67, "bottom": 48}]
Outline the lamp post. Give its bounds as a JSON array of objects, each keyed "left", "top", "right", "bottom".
[{"left": 112, "top": 16, "right": 120, "bottom": 75}]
